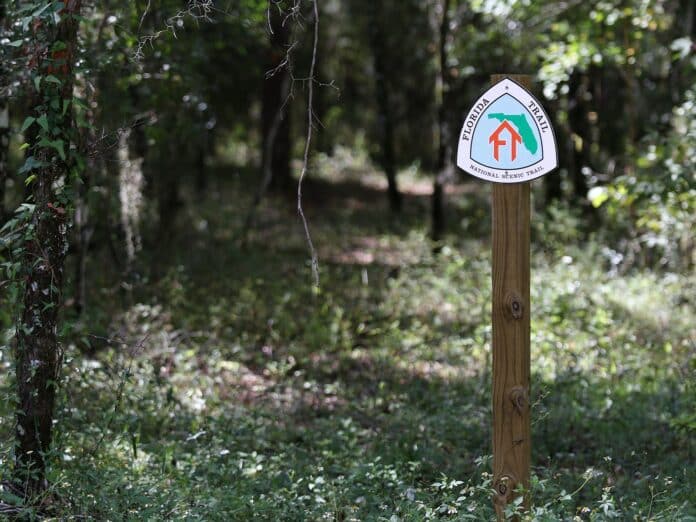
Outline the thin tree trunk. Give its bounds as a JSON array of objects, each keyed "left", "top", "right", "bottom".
[
  {"left": 156, "top": 142, "right": 180, "bottom": 245},
  {"left": 567, "top": 73, "right": 591, "bottom": 209},
  {"left": 544, "top": 103, "right": 563, "bottom": 203},
  {"left": 0, "top": 97, "right": 7, "bottom": 224},
  {"left": 15, "top": 0, "right": 81, "bottom": 497},
  {"left": 73, "top": 75, "right": 100, "bottom": 316},
  {"left": 368, "top": 2, "right": 401, "bottom": 213},
  {"left": 73, "top": 183, "right": 90, "bottom": 315},
  {"left": 195, "top": 127, "right": 213, "bottom": 195},
  {"left": 244, "top": 73, "right": 291, "bottom": 238},
  {"left": 0, "top": 1, "right": 8, "bottom": 223},
  {"left": 431, "top": 0, "right": 451, "bottom": 242},
  {"left": 262, "top": 7, "right": 292, "bottom": 193}
]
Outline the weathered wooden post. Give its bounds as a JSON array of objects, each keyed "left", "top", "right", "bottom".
[{"left": 457, "top": 74, "right": 558, "bottom": 518}]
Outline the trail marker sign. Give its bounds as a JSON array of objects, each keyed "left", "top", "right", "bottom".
[
  {"left": 457, "top": 77, "right": 558, "bottom": 183},
  {"left": 456, "top": 75, "right": 558, "bottom": 520}
]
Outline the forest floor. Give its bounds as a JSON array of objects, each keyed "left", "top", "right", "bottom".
[{"left": 1, "top": 153, "right": 694, "bottom": 520}]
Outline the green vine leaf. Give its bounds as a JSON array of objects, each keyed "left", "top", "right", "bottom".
[
  {"left": 37, "top": 114, "right": 49, "bottom": 132},
  {"left": 45, "top": 75, "right": 62, "bottom": 86},
  {"left": 31, "top": 2, "right": 53, "bottom": 18},
  {"left": 18, "top": 156, "right": 48, "bottom": 175},
  {"left": 20, "top": 117, "right": 36, "bottom": 133},
  {"left": 38, "top": 138, "right": 66, "bottom": 161}
]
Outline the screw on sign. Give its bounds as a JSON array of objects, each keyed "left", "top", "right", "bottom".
[{"left": 457, "top": 75, "right": 558, "bottom": 519}]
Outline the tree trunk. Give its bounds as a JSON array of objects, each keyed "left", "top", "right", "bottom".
[
  {"left": 15, "top": 0, "right": 81, "bottom": 497},
  {"left": 0, "top": 96, "right": 7, "bottom": 224},
  {"left": 155, "top": 139, "right": 180, "bottom": 249},
  {"left": 262, "top": 7, "right": 292, "bottom": 193},
  {"left": 368, "top": 2, "right": 401, "bottom": 213},
  {"left": 195, "top": 127, "right": 213, "bottom": 195},
  {"left": 0, "top": 1, "right": 8, "bottom": 223},
  {"left": 431, "top": 0, "right": 451, "bottom": 242},
  {"left": 543, "top": 104, "right": 563, "bottom": 203},
  {"left": 73, "top": 181, "right": 90, "bottom": 316},
  {"left": 544, "top": 170, "right": 563, "bottom": 203},
  {"left": 72, "top": 68, "right": 102, "bottom": 316},
  {"left": 568, "top": 74, "right": 592, "bottom": 201}
]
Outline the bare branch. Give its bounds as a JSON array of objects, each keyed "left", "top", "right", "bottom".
[
  {"left": 133, "top": 0, "right": 214, "bottom": 61},
  {"left": 244, "top": 0, "right": 326, "bottom": 287},
  {"left": 297, "top": 0, "right": 320, "bottom": 286}
]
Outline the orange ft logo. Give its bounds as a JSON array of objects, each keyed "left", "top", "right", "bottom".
[{"left": 489, "top": 120, "right": 522, "bottom": 162}]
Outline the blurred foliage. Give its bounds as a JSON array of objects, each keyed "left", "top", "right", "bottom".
[
  {"left": 2, "top": 0, "right": 692, "bottom": 267},
  {"left": 0, "top": 0, "right": 695, "bottom": 519},
  {"left": 2, "top": 172, "right": 693, "bottom": 518}
]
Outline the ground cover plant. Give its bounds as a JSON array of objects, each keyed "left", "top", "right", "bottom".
[{"left": 2, "top": 163, "right": 693, "bottom": 520}]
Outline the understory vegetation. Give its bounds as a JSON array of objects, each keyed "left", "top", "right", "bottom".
[
  {"left": 1, "top": 1, "right": 695, "bottom": 520},
  {"left": 2, "top": 161, "right": 693, "bottom": 520}
]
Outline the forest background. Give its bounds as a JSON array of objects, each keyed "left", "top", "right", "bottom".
[{"left": 0, "top": 0, "right": 694, "bottom": 520}]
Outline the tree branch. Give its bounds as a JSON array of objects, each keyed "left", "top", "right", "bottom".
[{"left": 297, "top": 0, "right": 320, "bottom": 286}]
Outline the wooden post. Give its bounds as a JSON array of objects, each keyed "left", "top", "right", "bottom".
[{"left": 490, "top": 74, "right": 531, "bottom": 518}]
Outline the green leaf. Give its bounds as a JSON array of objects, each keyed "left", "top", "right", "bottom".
[
  {"left": 51, "top": 40, "right": 67, "bottom": 52},
  {"left": 0, "top": 489, "right": 24, "bottom": 507},
  {"left": 31, "top": 2, "right": 53, "bottom": 18},
  {"left": 20, "top": 117, "right": 36, "bottom": 133},
  {"left": 54, "top": 140, "right": 66, "bottom": 161},
  {"left": 18, "top": 156, "right": 47, "bottom": 175},
  {"left": 37, "top": 114, "right": 49, "bottom": 132},
  {"left": 34, "top": 76, "right": 42, "bottom": 92},
  {"left": 45, "top": 75, "right": 62, "bottom": 85},
  {"left": 25, "top": 174, "right": 37, "bottom": 186},
  {"left": 38, "top": 138, "right": 66, "bottom": 161},
  {"left": 6, "top": 39, "right": 24, "bottom": 47}
]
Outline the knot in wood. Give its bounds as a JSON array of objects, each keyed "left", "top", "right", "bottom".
[
  {"left": 510, "top": 386, "right": 529, "bottom": 415},
  {"left": 494, "top": 475, "right": 515, "bottom": 504},
  {"left": 504, "top": 292, "right": 524, "bottom": 320}
]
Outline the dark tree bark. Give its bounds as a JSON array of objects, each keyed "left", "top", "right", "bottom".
[
  {"left": 544, "top": 164, "right": 563, "bottom": 202},
  {"left": 73, "top": 180, "right": 90, "bottom": 315},
  {"left": 155, "top": 137, "right": 181, "bottom": 247},
  {"left": 0, "top": 91, "right": 7, "bottom": 224},
  {"left": 15, "top": 0, "right": 82, "bottom": 497},
  {"left": 72, "top": 85, "right": 100, "bottom": 316},
  {"left": 544, "top": 104, "right": 563, "bottom": 203},
  {"left": 567, "top": 72, "right": 592, "bottom": 208},
  {"left": 0, "top": 1, "right": 8, "bottom": 223},
  {"left": 368, "top": 2, "right": 402, "bottom": 213},
  {"left": 262, "top": 6, "right": 292, "bottom": 193},
  {"left": 195, "top": 127, "right": 214, "bottom": 195},
  {"left": 431, "top": 0, "right": 452, "bottom": 242}
]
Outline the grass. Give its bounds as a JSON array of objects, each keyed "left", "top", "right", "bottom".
[{"left": 1, "top": 157, "right": 694, "bottom": 520}]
